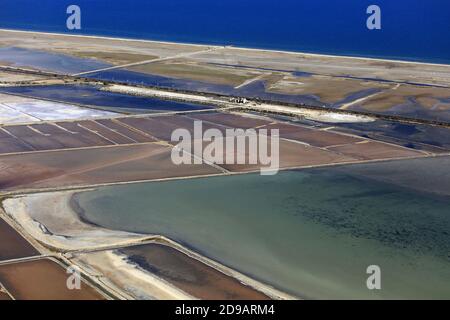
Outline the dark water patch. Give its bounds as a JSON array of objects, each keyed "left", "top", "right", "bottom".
[
  {"left": 403, "top": 142, "right": 421, "bottom": 149},
  {"left": 351, "top": 96, "right": 450, "bottom": 123},
  {"left": 237, "top": 80, "right": 325, "bottom": 106},
  {"left": 334, "top": 120, "right": 450, "bottom": 150},
  {"left": 393, "top": 123, "right": 421, "bottom": 135},
  {"left": 87, "top": 69, "right": 327, "bottom": 106},
  {"left": 0, "top": 47, "right": 110, "bottom": 74},
  {"left": 0, "top": 85, "right": 214, "bottom": 112},
  {"left": 292, "top": 71, "right": 314, "bottom": 77},
  {"left": 332, "top": 88, "right": 382, "bottom": 108},
  {"left": 290, "top": 170, "right": 450, "bottom": 257},
  {"left": 119, "top": 244, "right": 269, "bottom": 299}
]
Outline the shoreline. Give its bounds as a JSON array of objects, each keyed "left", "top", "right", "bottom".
[{"left": 1, "top": 28, "right": 449, "bottom": 68}]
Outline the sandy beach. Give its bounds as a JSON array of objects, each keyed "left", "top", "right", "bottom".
[{"left": 2, "top": 28, "right": 449, "bottom": 68}]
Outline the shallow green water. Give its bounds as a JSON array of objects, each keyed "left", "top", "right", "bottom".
[{"left": 75, "top": 166, "right": 450, "bottom": 299}]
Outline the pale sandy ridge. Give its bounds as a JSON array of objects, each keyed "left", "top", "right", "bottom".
[
  {"left": 2, "top": 192, "right": 151, "bottom": 251},
  {"left": 104, "top": 84, "right": 376, "bottom": 123},
  {"left": 73, "top": 250, "right": 195, "bottom": 300}
]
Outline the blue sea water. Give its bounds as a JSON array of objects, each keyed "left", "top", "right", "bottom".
[{"left": 0, "top": 0, "right": 449, "bottom": 64}]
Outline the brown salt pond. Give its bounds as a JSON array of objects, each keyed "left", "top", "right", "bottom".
[
  {"left": 0, "top": 111, "right": 425, "bottom": 190},
  {"left": 0, "top": 143, "right": 220, "bottom": 191},
  {"left": 120, "top": 243, "right": 269, "bottom": 300},
  {"left": 0, "top": 127, "right": 33, "bottom": 153},
  {"left": 0, "top": 111, "right": 425, "bottom": 163},
  {"left": 76, "top": 120, "right": 136, "bottom": 144},
  {"left": 0, "top": 258, "right": 105, "bottom": 300},
  {"left": 0, "top": 289, "right": 12, "bottom": 300},
  {"left": 265, "top": 123, "right": 363, "bottom": 147},
  {"left": 328, "top": 141, "right": 421, "bottom": 160},
  {"left": 195, "top": 138, "right": 355, "bottom": 173},
  {"left": 118, "top": 112, "right": 424, "bottom": 170},
  {"left": 148, "top": 112, "right": 424, "bottom": 161},
  {"left": 0, "top": 218, "right": 39, "bottom": 261},
  {"left": 95, "top": 119, "right": 155, "bottom": 143},
  {"left": 0, "top": 137, "right": 32, "bottom": 154},
  {"left": 118, "top": 114, "right": 226, "bottom": 142}
]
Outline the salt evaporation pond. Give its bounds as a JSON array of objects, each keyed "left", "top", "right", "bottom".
[
  {"left": 0, "top": 85, "right": 214, "bottom": 113},
  {"left": 73, "top": 157, "right": 450, "bottom": 299}
]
